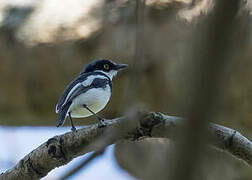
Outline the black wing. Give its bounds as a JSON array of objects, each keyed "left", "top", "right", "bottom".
[
  {"left": 56, "top": 73, "right": 111, "bottom": 113},
  {"left": 56, "top": 74, "right": 89, "bottom": 113},
  {"left": 56, "top": 84, "right": 92, "bottom": 127},
  {"left": 62, "top": 77, "right": 111, "bottom": 108},
  {"left": 56, "top": 77, "right": 111, "bottom": 127}
]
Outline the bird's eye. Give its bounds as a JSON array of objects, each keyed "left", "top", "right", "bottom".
[{"left": 104, "top": 64, "right": 110, "bottom": 70}]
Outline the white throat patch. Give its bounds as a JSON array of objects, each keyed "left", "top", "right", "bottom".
[{"left": 95, "top": 70, "right": 117, "bottom": 80}]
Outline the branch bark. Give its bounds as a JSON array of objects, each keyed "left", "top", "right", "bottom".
[{"left": 1, "top": 112, "right": 252, "bottom": 180}]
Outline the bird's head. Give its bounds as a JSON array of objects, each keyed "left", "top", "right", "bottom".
[{"left": 80, "top": 59, "right": 128, "bottom": 79}]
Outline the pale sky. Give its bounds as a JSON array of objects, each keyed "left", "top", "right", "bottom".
[{"left": 0, "top": 126, "right": 136, "bottom": 180}]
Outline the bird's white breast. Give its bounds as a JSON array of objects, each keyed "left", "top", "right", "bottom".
[
  {"left": 58, "top": 75, "right": 108, "bottom": 112},
  {"left": 69, "top": 84, "right": 111, "bottom": 118}
]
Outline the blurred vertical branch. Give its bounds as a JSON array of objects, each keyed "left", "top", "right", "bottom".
[
  {"left": 168, "top": 0, "right": 242, "bottom": 180},
  {"left": 126, "top": 0, "right": 145, "bottom": 105}
]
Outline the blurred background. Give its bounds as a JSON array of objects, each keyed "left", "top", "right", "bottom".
[{"left": 0, "top": 0, "right": 252, "bottom": 179}]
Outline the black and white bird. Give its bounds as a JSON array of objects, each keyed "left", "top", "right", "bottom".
[{"left": 55, "top": 59, "right": 128, "bottom": 131}]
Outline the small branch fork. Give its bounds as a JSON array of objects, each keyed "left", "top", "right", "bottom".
[{"left": 1, "top": 112, "right": 252, "bottom": 180}]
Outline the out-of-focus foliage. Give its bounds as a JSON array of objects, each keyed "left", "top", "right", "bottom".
[
  {"left": 0, "top": 0, "right": 251, "bottom": 128},
  {"left": 0, "top": 0, "right": 252, "bottom": 179}
]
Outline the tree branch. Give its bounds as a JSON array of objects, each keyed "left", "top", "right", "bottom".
[{"left": 1, "top": 112, "right": 252, "bottom": 180}]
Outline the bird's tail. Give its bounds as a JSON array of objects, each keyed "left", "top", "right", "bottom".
[{"left": 56, "top": 102, "right": 71, "bottom": 127}]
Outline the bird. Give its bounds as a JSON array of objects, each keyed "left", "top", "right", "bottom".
[{"left": 55, "top": 59, "right": 128, "bottom": 131}]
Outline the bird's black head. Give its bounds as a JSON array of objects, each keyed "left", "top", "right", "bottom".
[{"left": 80, "top": 59, "right": 128, "bottom": 79}]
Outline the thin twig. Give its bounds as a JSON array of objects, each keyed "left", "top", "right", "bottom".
[{"left": 60, "top": 149, "right": 105, "bottom": 180}]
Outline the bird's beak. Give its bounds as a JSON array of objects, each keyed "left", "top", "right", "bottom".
[{"left": 115, "top": 64, "right": 128, "bottom": 71}]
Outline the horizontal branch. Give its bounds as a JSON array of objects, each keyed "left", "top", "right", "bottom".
[{"left": 1, "top": 112, "right": 252, "bottom": 180}]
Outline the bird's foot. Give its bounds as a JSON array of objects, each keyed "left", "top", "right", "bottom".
[
  {"left": 71, "top": 126, "right": 77, "bottom": 132},
  {"left": 98, "top": 118, "right": 106, "bottom": 128}
]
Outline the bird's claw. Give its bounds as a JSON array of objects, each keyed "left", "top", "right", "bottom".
[
  {"left": 98, "top": 118, "right": 106, "bottom": 128},
  {"left": 71, "top": 126, "right": 77, "bottom": 132}
]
